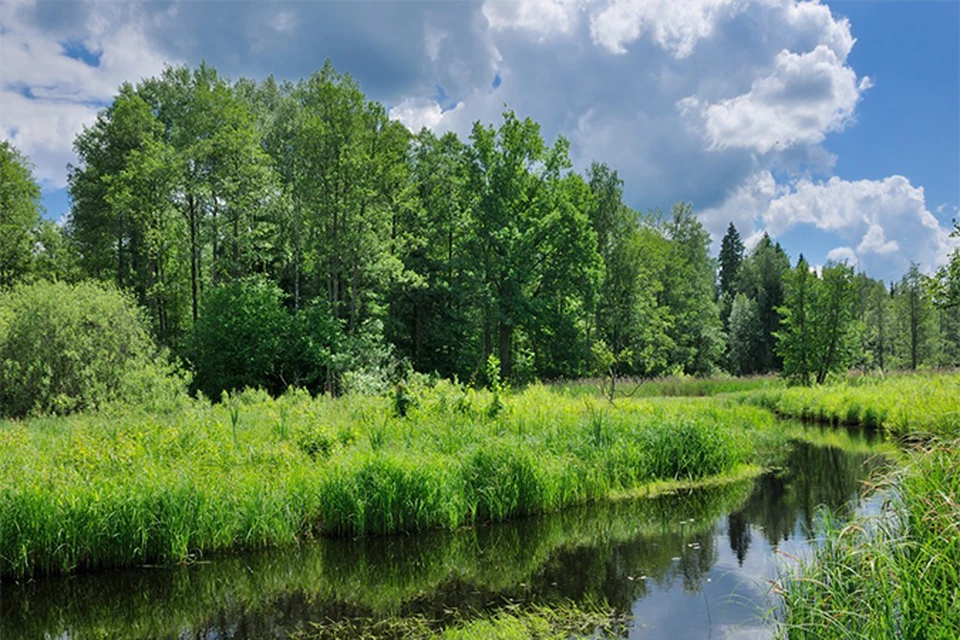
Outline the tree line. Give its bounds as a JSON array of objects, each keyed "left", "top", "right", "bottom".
[{"left": 2, "top": 61, "right": 959, "bottom": 398}]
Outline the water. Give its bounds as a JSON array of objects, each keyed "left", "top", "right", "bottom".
[{"left": 0, "top": 431, "right": 888, "bottom": 639}]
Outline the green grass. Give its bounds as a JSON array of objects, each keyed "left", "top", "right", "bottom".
[
  {"left": 777, "top": 440, "right": 960, "bottom": 639},
  {"left": 0, "top": 382, "right": 781, "bottom": 579},
  {"left": 553, "top": 374, "right": 784, "bottom": 400},
  {"left": 741, "top": 372, "right": 960, "bottom": 438}
]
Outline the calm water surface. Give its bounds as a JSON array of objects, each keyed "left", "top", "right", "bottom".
[{"left": 1, "top": 430, "right": 888, "bottom": 639}]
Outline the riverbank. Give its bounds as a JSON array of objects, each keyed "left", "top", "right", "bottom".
[
  {"left": 741, "top": 372, "right": 960, "bottom": 438},
  {"left": 768, "top": 373, "right": 960, "bottom": 639},
  {"left": 1, "top": 383, "right": 783, "bottom": 579}
]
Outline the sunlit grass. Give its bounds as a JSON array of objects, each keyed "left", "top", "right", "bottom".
[
  {"left": 741, "top": 372, "right": 960, "bottom": 438},
  {"left": 553, "top": 373, "right": 784, "bottom": 399},
  {"left": 777, "top": 440, "right": 960, "bottom": 639},
  {"left": 301, "top": 601, "right": 628, "bottom": 640},
  {"left": 0, "top": 382, "right": 781, "bottom": 579}
]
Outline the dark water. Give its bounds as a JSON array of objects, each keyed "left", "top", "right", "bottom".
[{"left": 0, "top": 432, "right": 888, "bottom": 640}]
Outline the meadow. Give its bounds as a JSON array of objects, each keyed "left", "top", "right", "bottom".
[
  {"left": 741, "top": 371, "right": 960, "bottom": 437},
  {"left": 0, "top": 382, "right": 779, "bottom": 579},
  {"left": 552, "top": 373, "right": 784, "bottom": 399}
]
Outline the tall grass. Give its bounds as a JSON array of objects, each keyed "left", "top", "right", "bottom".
[
  {"left": 777, "top": 440, "right": 960, "bottom": 639},
  {"left": 554, "top": 374, "right": 784, "bottom": 399},
  {"left": 742, "top": 373, "right": 960, "bottom": 438},
  {"left": 0, "top": 383, "right": 779, "bottom": 579}
]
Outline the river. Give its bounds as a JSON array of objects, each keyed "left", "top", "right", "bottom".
[{"left": 0, "top": 428, "right": 888, "bottom": 639}]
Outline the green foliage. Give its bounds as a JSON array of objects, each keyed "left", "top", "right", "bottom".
[
  {"left": 0, "top": 384, "right": 777, "bottom": 578},
  {"left": 0, "top": 140, "right": 43, "bottom": 288},
  {"left": 777, "top": 260, "right": 860, "bottom": 385},
  {"left": 736, "top": 234, "right": 791, "bottom": 372},
  {"left": 727, "top": 293, "right": 763, "bottom": 376},
  {"left": 661, "top": 203, "right": 724, "bottom": 375},
  {"left": 718, "top": 221, "right": 744, "bottom": 300},
  {"left": 0, "top": 280, "right": 185, "bottom": 417},
  {"left": 742, "top": 372, "right": 960, "bottom": 438},
  {"left": 188, "top": 276, "right": 343, "bottom": 399},
  {"left": 891, "top": 263, "right": 937, "bottom": 369}
]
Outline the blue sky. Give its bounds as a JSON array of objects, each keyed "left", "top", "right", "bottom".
[{"left": 1, "top": 0, "right": 957, "bottom": 282}]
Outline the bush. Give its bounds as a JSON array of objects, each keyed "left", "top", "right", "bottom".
[
  {"left": 0, "top": 280, "right": 182, "bottom": 417},
  {"left": 188, "top": 277, "right": 344, "bottom": 399}
]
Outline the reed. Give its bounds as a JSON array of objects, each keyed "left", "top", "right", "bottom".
[
  {"left": 777, "top": 440, "right": 960, "bottom": 639},
  {"left": 742, "top": 372, "right": 960, "bottom": 438},
  {"left": 0, "top": 383, "right": 778, "bottom": 579},
  {"left": 553, "top": 373, "right": 783, "bottom": 399}
]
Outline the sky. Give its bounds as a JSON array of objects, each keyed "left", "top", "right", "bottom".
[{"left": 1, "top": 0, "right": 957, "bottom": 283}]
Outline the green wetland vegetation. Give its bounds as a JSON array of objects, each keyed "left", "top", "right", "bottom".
[
  {"left": 1, "top": 435, "right": 887, "bottom": 639},
  {"left": 1, "top": 384, "right": 780, "bottom": 579}
]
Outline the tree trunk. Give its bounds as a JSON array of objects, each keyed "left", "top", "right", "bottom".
[{"left": 498, "top": 321, "right": 513, "bottom": 381}]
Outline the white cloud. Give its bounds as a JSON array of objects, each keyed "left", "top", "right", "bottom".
[
  {"left": 590, "top": 0, "right": 740, "bottom": 57},
  {"left": 0, "top": 3, "right": 172, "bottom": 188},
  {"left": 826, "top": 246, "right": 857, "bottom": 265},
  {"left": 482, "top": 0, "right": 583, "bottom": 38},
  {"left": 697, "top": 45, "right": 870, "bottom": 153},
  {"left": 390, "top": 98, "right": 463, "bottom": 133},
  {"left": 705, "top": 173, "right": 958, "bottom": 279}
]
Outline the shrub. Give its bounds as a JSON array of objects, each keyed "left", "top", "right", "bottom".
[
  {"left": 0, "top": 280, "right": 182, "bottom": 417},
  {"left": 188, "top": 277, "right": 291, "bottom": 399}
]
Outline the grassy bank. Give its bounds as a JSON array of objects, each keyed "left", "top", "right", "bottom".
[
  {"left": 553, "top": 374, "right": 783, "bottom": 399},
  {"left": 0, "top": 383, "right": 780, "bottom": 579},
  {"left": 741, "top": 372, "right": 960, "bottom": 438},
  {"left": 1, "top": 477, "right": 754, "bottom": 638},
  {"left": 778, "top": 440, "right": 960, "bottom": 639}
]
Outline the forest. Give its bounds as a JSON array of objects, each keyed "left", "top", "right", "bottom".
[{"left": 2, "top": 61, "right": 959, "bottom": 416}]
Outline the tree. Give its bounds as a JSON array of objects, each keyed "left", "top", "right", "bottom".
[
  {"left": 928, "top": 220, "right": 960, "bottom": 311},
  {"left": 0, "top": 141, "right": 43, "bottom": 288},
  {"left": 776, "top": 256, "right": 817, "bottom": 385},
  {"left": 892, "top": 263, "right": 935, "bottom": 369},
  {"left": 736, "top": 234, "right": 790, "bottom": 372},
  {"left": 718, "top": 222, "right": 744, "bottom": 299},
  {"left": 467, "top": 110, "right": 600, "bottom": 380},
  {"left": 810, "top": 262, "right": 860, "bottom": 384},
  {"left": 727, "top": 293, "right": 763, "bottom": 376},
  {"left": 587, "top": 163, "right": 671, "bottom": 377},
  {"left": 387, "top": 129, "right": 481, "bottom": 378},
  {"left": 660, "top": 203, "right": 723, "bottom": 375}
]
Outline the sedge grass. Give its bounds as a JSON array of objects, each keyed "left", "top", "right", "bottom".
[
  {"left": 1, "top": 477, "right": 752, "bottom": 639},
  {"left": 777, "top": 440, "right": 960, "bottom": 639},
  {"left": 741, "top": 372, "right": 960, "bottom": 438},
  {"left": 0, "top": 382, "right": 781, "bottom": 579},
  {"left": 553, "top": 374, "right": 784, "bottom": 400}
]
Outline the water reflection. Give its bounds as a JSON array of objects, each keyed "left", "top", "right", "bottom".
[{"left": 0, "top": 433, "right": 886, "bottom": 639}]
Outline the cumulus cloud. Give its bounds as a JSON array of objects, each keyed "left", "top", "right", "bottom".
[
  {"left": 483, "top": 0, "right": 583, "bottom": 38},
  {"left": 703, "top": 173, "right": 958, "bottom": 279},
  {"left": 697, "top": 45, "right": 871, "bottom": 153},
  {"left": 0, "top": 2, "right": 172, "bottom": 188},
  {"left": 589, "top": 0, "right": 740, "bottom": 57},
  {"left": 390, "top": 98, "right": 463, "bottom": 133}
]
